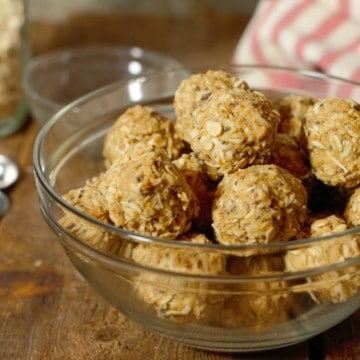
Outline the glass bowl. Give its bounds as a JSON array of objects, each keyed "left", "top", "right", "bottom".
[
  {"left": 33, "top": 65, "right": 360, "bottom": 352},
  {"left": 22, "top": 46, "right": 182, "bottom": 127}
]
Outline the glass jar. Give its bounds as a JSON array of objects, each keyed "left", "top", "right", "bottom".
[{"left": 0, "top": 0, "right": 30, "bottom": 136}]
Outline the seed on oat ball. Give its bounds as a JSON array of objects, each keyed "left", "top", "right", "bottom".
[
  {"left": 212, "top": 164, "right": 308, "bottom": 245},
  {"left": 174, "top": 70, "right": 249, "bottom": 144},
  {"left": 304, "top": 97, "right": 360, "bottom": 189}
]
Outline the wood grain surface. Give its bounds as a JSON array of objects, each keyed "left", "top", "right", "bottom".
[{"left": 0, "top": 12, "right": 360, "bottom": 360}]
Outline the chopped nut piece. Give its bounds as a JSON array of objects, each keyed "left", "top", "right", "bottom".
[
  {"left": 103, "top": 105, "right": 183, "bottom": 168},
  {"left": 285, "top": 215, "right": 360, "bottom": 304},
  {"left": 304, "top": 97, "right": 360, "bottom": 188},
  {"left": 205, "top": 120, "right": 223, "bottom": 136},
  {"left": 212, "top": 164, "right": 308, "bottom": 244}
]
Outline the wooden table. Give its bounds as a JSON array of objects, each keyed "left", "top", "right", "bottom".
[{"left": 1, "top": 12, "right": 360, "bottom": 360}]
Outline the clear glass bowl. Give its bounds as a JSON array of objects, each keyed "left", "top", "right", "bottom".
[
  {"left": 22, "top": 46, "right": 182, "bottom": 127},
  {"left": 33, "top": 65, "right": 360, "bottom": 352}
]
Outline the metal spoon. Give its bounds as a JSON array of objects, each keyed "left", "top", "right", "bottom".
[
  {"left": 0, "top": 154, "right": 19, "bottom": 215},
  {"left": 0, "top": 154, "right": 19, "bottom": 189},
  {"left": 0, "top": 191, "right": 9, "bottom": 216}
]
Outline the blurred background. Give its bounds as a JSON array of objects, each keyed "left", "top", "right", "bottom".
[
  {"left": 27, "top": 0, "right": 259, "bottom": 67},
  {"left": 29, "top": 0, "right": 259, "bottom": 19}
]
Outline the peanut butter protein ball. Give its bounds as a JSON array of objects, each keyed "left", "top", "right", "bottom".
[
  {"left": 60, "top": 174, "right": 116, "bottom": 251},
  {"left": 270, "top": 133, "right": 314, "bottom": 192},
  {"left": 212, "top": 164, "right": 308, "bottom": 245},
  {"left": 189, "top": 87, "right": 280, "bottom": 179},
  {"left": 304, "top": 97, "right": 360, "bottom": 189},
  {"left": 174, "top": 70, "right": 249, "bottom": 143},
  {"left": 173, "top": 152, "right": 216, "bottom": 231},
  {"left": 223, "top": 254, "right": 291, "bottom": 329},
  {"left": 103, "top": 105, "right": 183, "bottom": 168},
  {"left": 344, "top": 187, "right": 360, "bottom": 226},
  {"left": 132, "top": 233, "right": 226, "bottom": 321},
  {"left": 284, "top": 215, "right": 360, "bottom": 304},
  {"left": 99, "top": 143, "right": 199, "bottom": 238},
  {"left": 274, "top": 94, "right": 317, "bottom": 151}
]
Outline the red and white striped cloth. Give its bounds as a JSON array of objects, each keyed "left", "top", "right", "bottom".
[{"left": 232, "top": 0, "right": 360, "bottom": 84}]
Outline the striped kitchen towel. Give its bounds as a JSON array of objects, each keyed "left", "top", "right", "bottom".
[{"left": 232, "top": 0, "right": 360, "bottom": 83}]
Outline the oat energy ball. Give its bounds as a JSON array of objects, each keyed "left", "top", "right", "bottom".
[
  {"left": 98, "top": 143, "right": 199, "bottom": 239},
  {"left": 60, "top": 175, "right": 123, "bottom": 254},
  {"left": 103, "top": 105, "right": 183, "bottom": 168},
  {"left": 212, "top": 164, "right": 308, "bottom": 245},
  {"left": 132, "top": 233, "right": 226, "bottom": 321},
  {"left": 285, "top": 215, "right": 360, "bottom": 304},
  {"left": 304, "top": 97, "right": 360, "bottom": 188},
  {"left": 189, "top": 88, "right": 280, "bottom": 179},
  {"left": 173, "top": 152, "right": 216, "bottom": 231},
  {"left": 344, "top": 187, "right": 360, "bottom": 226},
  {"left": 270, "top": 133, "right": 314, "bottom": 192},
  {"left": 223, "top": 254, "right": 290, "bottom": 329},
  {"left": 174, "top": 70, "right": 249, "bottom": 143},
  {"left": 274, "top": 94, "right": 317, "bottom": 150}
]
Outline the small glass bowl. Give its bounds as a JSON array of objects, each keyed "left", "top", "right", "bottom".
[
  {"left": 33, "top": 65, "right": 360, "bottom": 352},
  {"left": 22, "top": 46, "right": 182, "bottom": 127}
]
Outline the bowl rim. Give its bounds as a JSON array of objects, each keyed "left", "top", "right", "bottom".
[
  {"left": 33, "top": 64, "right": 360, "bottom": 276},
  {"left": 22, "top": 45, "right": 182, "bottom": 113}
]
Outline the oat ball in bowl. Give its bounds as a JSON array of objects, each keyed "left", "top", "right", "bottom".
[
  {"left": 304, "top": 97, "right": 360, "bottom": 189},
  {"left": 285, "top": 215, "right": 360, "bottom": 304},
  {"left": 175, "top": 74, "right": 280, "bottom": 180},
  {"left": 212, "top": 164, "right": 308, "bottom": 245},
  {"left": 98, "top": 143, "right": 199, "bottom": 238},
  {"left": 174, "top": 70, "right": 249, "bottom": 143},
  {"left": 103, "top": 105, "right": 183, "bottom": 168},
  {"left": 33, "top": 65, "right": 360, "bottom": 352},
  {"left": 273, "top": 94, "right": 317, "bottom": 152},
  {"left": 345, "top": 187, "right": 360, "bottom": 227}
]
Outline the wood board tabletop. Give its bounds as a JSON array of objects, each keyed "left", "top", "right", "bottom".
[{"left": 0, "top": 12, "right": 360, "bottom": 360}]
